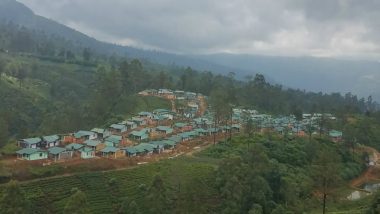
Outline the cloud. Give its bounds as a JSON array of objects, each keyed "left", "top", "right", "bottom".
[{"left": 17, "top": 0, "right": 380, "bottom": 59}]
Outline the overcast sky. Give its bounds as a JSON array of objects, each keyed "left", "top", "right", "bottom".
[{"left": 18, "top": 0, "right": 380, "bottom": 59}]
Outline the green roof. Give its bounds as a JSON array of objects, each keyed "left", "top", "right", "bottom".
[
  {"left": 132, "top": 117, "right": 145, "bottom": 122},
  {"left": 16, "top": 148, "right": 45, "bottom": 155},
  {"left": 48, "top": 147, "right": 66, "bottom": 155},
  {"left": 134, "top": 143, "right": 155, "bottom": 152},
  {"left": 130, "top": 130, "right": 148, "bottom": 137},
  {"left": 174, "top": 122, "right": 187, "bottom": 128},
  {"left": 167, "top": 136, "right": 181, "bottom": 143},
  {"left": 101, "top": 146, "right": 119, "bottom": 153},
  {"left": 329, "top": 130, "right": 343, "bottom": 137},
  {"left": 105, "top": 135, "right": 122, "bottom": 142},
  {"left": 149, "top": 141, "right": 166, "bottom": 146},
  {"left": 22, "top": 138, "right": 41, "bottom": 145},
  {"left": 232, "top": 124, "right": 241, "bottom": 129},
  {"left": 124, "top": 147, "right": 138, "bottom": 154},
  {"left": 156, "top": 126, "right": 173, "bottom": 132},
  {"left": 161, "top": 140, "right": 176, "bottom": 146},
  {"left": 84, "top": 140, "right": 101, "bottom": 147},
  {"left": 65, "top": 143, "right": 84, "bottom": 150},
  {"left": 91, "top": 128, "right": 106, "bottom": 134},
  {"left": 74, "top": 131, "right": 95, "bottom": 138},
  {"left": 110, "top": 124, "right": 126, "bottom": 130},
  {"left": 43, "top": 135, "right": 59, "bottom": 143},
  {"left": 82, "top": 147, "right": 94, "bottom": 152}
]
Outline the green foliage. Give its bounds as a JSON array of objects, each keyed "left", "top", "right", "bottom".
[
  {"left": 28, "top": 164, "right": 64, "bottom": 178},
  {"left": 0, "top": 159, "right": 217, "bottom": 213},
  {"left": 0, "top": 180, "right": 30, "bottom": 214},
  {"left": 64, "top": 189, "right": 90, "bottom": 214},
  {"left": 145, "top": 174, "right": 170, "bottom": 214}
]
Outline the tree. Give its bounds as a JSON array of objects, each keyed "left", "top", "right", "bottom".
[
  {"left": 82, "top": 48, "right": 92, "bottom": 61},
  {"left": 0, "top": 57, "right": 5, "bottom": 80},
  {"left": 0, "top": 180, "right": 30, "bottom": 214},
  {"left": 312, "top": 147, "right": 342, "bottom": 214},
  {"left": 145, "top": 175, "right": 169, "bottom": 214},
  {"left": 63, "top": 189, "right": 90, "bottom": 214},
  {"left": 118, "top": 197, "right": 140, "bottom": 214},
  {"left": 16, "top": 66, "right": 28, "bottom": 88},
  {"left": 210, "top": 87, "right": 230, "bottom": 144},
  {"left": 248, "top": 204, "right": 263, "bottom": 214},
  {"left": 0, "top": 117, "right": 9, "bottom": 147}
]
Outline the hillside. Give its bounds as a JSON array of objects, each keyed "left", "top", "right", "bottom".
[{"left": 2, "top": 0, "right": 380, "bottom": 102}]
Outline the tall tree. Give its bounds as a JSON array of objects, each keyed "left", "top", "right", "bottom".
[
  {"left": 63, "top": 189, "right": 90, "bottom": 214},
  {"left": 0, "top": 180, "right": 30, "bottom": 214},
  {"left": 0, "top": 117, "right": 9, "bottom": 147},
  {"left": 0, "top": 56, "right": 5, "bottom": 80},
  {"left": 312, "top": 147, "right": 342, "bottom": 214}
]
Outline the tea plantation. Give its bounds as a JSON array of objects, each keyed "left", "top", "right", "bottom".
[{"left": 0, "top": 158, "right": 219, "bottom": 213}]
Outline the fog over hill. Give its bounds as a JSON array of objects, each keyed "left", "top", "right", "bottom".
[{"left": 2, "top": 0, "right": 380, "bottom": 100}]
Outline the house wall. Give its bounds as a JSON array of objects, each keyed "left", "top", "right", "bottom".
[
  {"left": 96, "top": 143, "right": 107, "bottom": 151},
  {"left": 81, "top": 151, "right": 95, "bottom": 159},
  {"left": 114, "top": 150, "right": 125, "bottom": 158},
  {"left": 29, "top": 152, "right": 48, "bottom": 160}
]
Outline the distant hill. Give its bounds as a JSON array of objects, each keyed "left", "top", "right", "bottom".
[{"left": 1, "top": 0, "right": 380, "bottom": 100}]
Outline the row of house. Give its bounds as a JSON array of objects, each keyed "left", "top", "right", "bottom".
[{"left": 139, "top": 89, "right": 201, "bottom": 101}]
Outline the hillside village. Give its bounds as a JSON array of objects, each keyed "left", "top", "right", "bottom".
[{"left": 13, "top": 89, "right": 343, "bottom": 163}]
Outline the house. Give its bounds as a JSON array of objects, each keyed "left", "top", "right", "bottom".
[
  {"left": 109, "top": 124, "right": 128, "bottom": 134},
  {"left": 153, "top": 109, "right": 174, "bottom": 120},
  {"left": 138, "top": 89, "right": 158, "bottom": 96},
  {"left": 126, "top": 121, "right": 137, "bottom": 129},
  {"left": 81, "top": 147, "right": 95, "bottom": 159},
  {"left": 152, "top": 140, "right": 176, "bottom": 150},
  {"left": 138, "top": 111, "right": 153, "bottom": 119},
  {"left": 18, "top": 138, "right": 42, "bottom": 149},
  {"left": 185, "top": 92, "right": 197, "bottom": 100},
  {"left": 158, "top": 89, "right": 175, "bottom": 99},
  {"left": 153, "top": 109, "right": 170, "bottom": 115},
  {"left": 42, "top": 135, "right": 60, "bottom": 148},
  {"left": 91, "top": 128, "right": 111, "bottom": 139},
  {"left": 129, "top": 130, "right": 149, "bottom": 141},
  {"left": 84, "top": 140, "right": 106, "bottom": 151},
  {"left": 231, "top": 124, "right": 241, "bottom": 132},
  {"left": 194, "top": 128, "right": 210, "bottom": 136},
  {"left": 74, "top": 131, "right": 97, "bottom": 143},
  {"left": 149, "top": 141, "right": 166, "bottom": 153},
  {"left": 173, "top": 122, "right": 192, "bottom": 132},
  {"left": 221, "top": 125, "right": 231, "bottom": 132},
  {"left": 65, "top": 143, "right": 84, "bottom": 151},
  {"left": 16, "top": 148, "right": 48, "bottom": 161},
  {"left": 133, "top": 143, "right": 155, "bottom": 155},
  {"left": 104, "top": 135, "right": 123, "bottom": 147},
  {"left": 179, "top": 132, "right": 193, "bottom": 141},
  {"left": 132, "top": 117, "right": 146, "bottom": 126},
  {"left": 329, "top": 130, "right": 343, "bottom": 142},
  {"left": 48, "top": 147, "right": 73, "bottom": 161},
  {"left": 101, "top": 147, "right": 125, "bottom": 158},
  {"left": 167, "top": 135, "right": 182, "bottom": 144},
  {"left": 156, "top": 126, "right": 173, "bottom": 135},
  {"left": 209, "top": 128, "right": 221, "bottom": 135},
  {"left": 124, "top": 147, "right": 138, "bottom": 157}
]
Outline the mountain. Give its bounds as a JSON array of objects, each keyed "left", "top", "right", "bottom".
[
  {"left": 1, "top": 0, "right": 380, "bottom": 101},
  {"left": 199, "top": 54, "right": 380, "bottom": 100}
]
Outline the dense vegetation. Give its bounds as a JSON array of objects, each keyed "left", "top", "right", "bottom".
[{"left": 0, "top": 133, "right": 372, "bottom": 213}]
